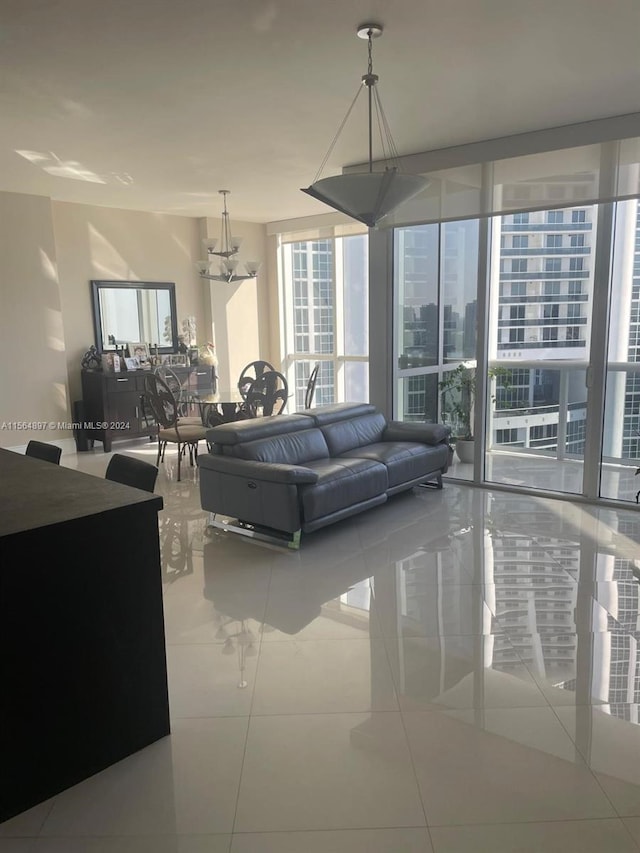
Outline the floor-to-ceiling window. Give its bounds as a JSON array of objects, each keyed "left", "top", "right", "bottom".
[
  {"left": 279, "top": 231, "right": 368, "bottom": 409},
  {"left": 485, "top": 206, "right": 594, "bottom": 495},
  {"left": 392, "top": 192, "right": 640, "bottom": 504},
  {"left": 394, "top": 219, "right": 479, "bottom": 480}
]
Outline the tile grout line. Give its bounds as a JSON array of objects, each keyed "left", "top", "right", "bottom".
[
  {"left": 227, "top": 563, "right": 275, "bottom": 839},
  {"left": 375, "top": 609, "right": 434, "bottom": 850},
  {"left": 546, "top": 701, "right": 628, "bottom": 823}
]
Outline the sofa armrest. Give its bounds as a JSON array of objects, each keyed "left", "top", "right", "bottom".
[
  {"left": 383, "top": 421, "right": 452, "bottom": 446},
  {"left": 197, "top": 453, "right": 319, "bottom": 485}
]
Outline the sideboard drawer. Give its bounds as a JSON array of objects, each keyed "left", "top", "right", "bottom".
[{"left": 106, "top": 375, "right": 139, "bottom": 393}]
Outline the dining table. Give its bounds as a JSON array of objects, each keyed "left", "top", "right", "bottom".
[{"left": 187, "top": 387, "right": 246, "bottom": 426}]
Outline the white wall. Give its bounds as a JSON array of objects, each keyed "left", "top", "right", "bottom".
[{"left": 0, "top": 192, "right": 70, "bottom": 446}]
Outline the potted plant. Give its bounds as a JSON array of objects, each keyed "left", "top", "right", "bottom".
[{"left": 438, "top": 363, "right": 510, "bottom": 463}]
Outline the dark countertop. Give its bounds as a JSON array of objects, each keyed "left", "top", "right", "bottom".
[{"left": 0, "top": 447, "right": 163, "bottom": 538}]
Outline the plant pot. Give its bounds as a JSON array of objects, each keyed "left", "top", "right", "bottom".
[{"left": 455, "top": 438, "right": 475, "bottom": 464}]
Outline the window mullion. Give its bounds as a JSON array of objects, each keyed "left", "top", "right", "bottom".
[
  {"left": 335, "top": 237, "right": 345, "bottom": 400},
  {"left": 583, "top": 143, "right": 619, "bottom": 499}
]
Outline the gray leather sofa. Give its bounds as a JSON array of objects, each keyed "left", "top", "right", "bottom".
[{"left": 198, "top": 403, "right": 451, "bottom": 546}]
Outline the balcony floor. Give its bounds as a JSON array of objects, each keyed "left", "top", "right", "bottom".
[{"left": 448, "top": 449, "right": 640, "bottom": 504}]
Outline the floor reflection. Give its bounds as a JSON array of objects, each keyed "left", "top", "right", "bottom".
[{"left": 373, "top": 489, "right": 640, "bottom": 726}]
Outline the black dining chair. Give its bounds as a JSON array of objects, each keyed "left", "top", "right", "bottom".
[
  {"left": 143, "top": 373, "right": 208, "bottom": 481},
  {"left": 237, "top": 360, "right": 275, "bottom": 400},
  {"left": 25, "top": 440, "right": 62, "bottom": 464},
  {"left": 304, "top": 362, "right": 320, "bottom": 409},
  {"left": 154, "top": 365, "right": 201, "bottom": 424},
  {"left": 245, "top": 370, "right": 289, "bottom": 417},
  {"left": 105, "top": 453, "right": 159, "bottom": 493}
]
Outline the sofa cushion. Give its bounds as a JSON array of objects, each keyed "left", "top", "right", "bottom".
[
  {"left": 232, "top": 428, "right": 329, "bottom": 465},
  {"left": 320, "top": 412, "right": 387, "bottom": 457},
  {"left": 341, "top": 441, "right": 450, "bottom": 488},
  {"left": 300, "top": 457, "right": 388, "bottom": 522}
]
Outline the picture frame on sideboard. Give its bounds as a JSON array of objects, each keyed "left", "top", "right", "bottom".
[{"left": 127, "top": 342, "right": 150, "bottom": 364}]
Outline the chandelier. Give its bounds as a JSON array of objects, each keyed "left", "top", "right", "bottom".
[
  {"left": 196, "top": 190, "right": 260, "bottom": 283},
  {"left": 301, "top": 23, "right": 430, "bottom": 228}
]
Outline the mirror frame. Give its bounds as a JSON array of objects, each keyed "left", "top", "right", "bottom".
[{"left": 91, "top": 280, "right": 178, "bottom": 354}]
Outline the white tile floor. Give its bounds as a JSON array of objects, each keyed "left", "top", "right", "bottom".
[{"left": 2, "top": 439, "right": 640, "bottom": 852}]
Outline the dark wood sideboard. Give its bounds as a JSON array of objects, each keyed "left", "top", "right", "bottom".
[
  {"left": 0, "top": 448, "right": 169, "bottom": 822},
  {"left": 81, "top": 365, "right": 215, "bottom": 452}
]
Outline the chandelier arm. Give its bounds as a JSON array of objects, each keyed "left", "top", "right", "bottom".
[
  {"left": 199, "top": 272, "right": 255, "bottom": 283},
  {"left": 312, "top": 84, "right": 364, "bottom": 184}
]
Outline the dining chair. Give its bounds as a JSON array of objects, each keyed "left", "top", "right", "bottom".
[
  {"left": 304, "top": 362, "right": 320, "bottom": 409},
  {"left": 154, "top": 365, "right": 201, "bottom": 424},
  {"left": 245, "top": 370, "right": 289, "bottom": 417},
  {"left": 25, "top": 440, "right": 62, "bottom": 464},
  {"left": 237, "top": 360, "right": 275, "bottom": 400},
  {"left": 105, "top": 453, "right": 158, "bottom": 493},
  {"left": 143, "top": 373, "right": 208, "bottom": 481}
]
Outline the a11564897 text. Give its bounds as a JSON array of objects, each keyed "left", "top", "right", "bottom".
[{"left": 0, "top": 421, "right": 130, "bottom": 431}]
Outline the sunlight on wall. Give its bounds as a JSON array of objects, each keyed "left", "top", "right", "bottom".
[
  {"left": 46, "top": 306, "right": 66, "bottom": 352},
  {"left": 59, "top": 98, "right": 93, "bottom": 118},
  {"left": 169, "top": 233, "right": 190, "bottom": 259},
  {"left": 39, "top": 248, "right": 58, "bottom": 282},
  {"left": 228, "top": 278, "right": 261, "bottom": 381},
  {"left": 53, "top": 381, "right": 68, "bottom": 416},
  {"left": 88, "top": 224, "right": 138, "bottom": 279}
]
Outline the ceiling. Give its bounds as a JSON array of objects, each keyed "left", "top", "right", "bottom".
[{"left": 2, "top": 0, "right": 640, "bottom": 224}]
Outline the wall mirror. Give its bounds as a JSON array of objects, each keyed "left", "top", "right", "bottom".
[{"left": 91, "top": 280, "right": 178, "bottom": 353}]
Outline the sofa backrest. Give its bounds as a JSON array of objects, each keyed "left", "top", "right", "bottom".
[
  {"left": 301, "top": 402, "right": 378, "bottom": 427},
  {"left": 320, "top": 412, "right": 387, "bottom": 457},
  {"left": 232, "top": 428, "right": 330, "bottom": 465}
]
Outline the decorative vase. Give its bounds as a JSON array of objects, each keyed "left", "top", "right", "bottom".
[
  {"left": 198, "top": 344, "right": 218, "bottom": 368},
  {"left": 455, "top": 438, "right": 475, "bottom": 464}
]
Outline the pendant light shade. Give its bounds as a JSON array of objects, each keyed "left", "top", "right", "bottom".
[
  {"left": 302, "top": 169, "right": 429, "bottom": 229},
  {"left": 301, "top": 23, "right": 429, "bottom": 228}
]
